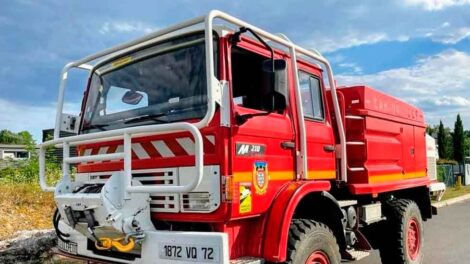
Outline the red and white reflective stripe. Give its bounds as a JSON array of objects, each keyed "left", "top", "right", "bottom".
[
  {"left": 176, "top": 137, "right": 195, "bottom": 155},
  {"left": 206, "top": 135, "right": 215, "bottom": 145},
  {"left": 132, "top": 143, "right": 150, "bottom": 159},
  {"left": 80, "top": 135, "right": 215, "bottom": 160},
  {"left": 98, "top": 146, "right": 109, "bottom": 155},
  {"left": 151, "top": 140, "right": 175, "bottom": 157},
  {"left": 83, "top": 149, "right": 93, "bottom": 156}
]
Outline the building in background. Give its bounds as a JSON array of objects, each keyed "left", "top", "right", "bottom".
[{"left": 0, "top": 144, "right": 32, "bottom": 160}]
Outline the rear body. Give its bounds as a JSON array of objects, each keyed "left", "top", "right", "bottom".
[{"left": 39, "top": 10, "right": 433, "bottom": 264}]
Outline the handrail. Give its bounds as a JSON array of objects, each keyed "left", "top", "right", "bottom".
[{"left": 39, "top": 122, "right": 204, "bottom": 194}]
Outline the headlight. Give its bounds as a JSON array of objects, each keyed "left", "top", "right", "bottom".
[{"left": 181, "top": 192, "right": 211, "bottom": 211}]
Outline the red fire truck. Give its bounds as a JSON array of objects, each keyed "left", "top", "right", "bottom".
[{"left": 39, "top": 10, "right": 434, "bottom": 264}]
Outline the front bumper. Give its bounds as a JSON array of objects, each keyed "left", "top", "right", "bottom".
[{"left": 57, "top": 222, "right": 230, "bottom": 264}]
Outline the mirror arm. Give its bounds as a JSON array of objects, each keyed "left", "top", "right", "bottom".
[{"left": 231, "top": 27, "right": 275, "bottom": 72}]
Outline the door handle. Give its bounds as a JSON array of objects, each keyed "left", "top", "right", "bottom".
[
  {"left": 281, "top": 141, "right": 296, "bottom": 149},
  {"left": 323, "top": 145, "right": 335, "bottom": 152}
]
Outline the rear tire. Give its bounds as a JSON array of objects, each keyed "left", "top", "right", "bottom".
[
  {"left": 286, "top": 219, "right": 341, "bottom": 264},
  {"left": 379, "top": 199, "right": 424, "bottom": 264}
]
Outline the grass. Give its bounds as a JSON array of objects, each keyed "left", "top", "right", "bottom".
[
  {"left": 0, "top": 181, "right": 55, "bottom": 240},
  {"left": 440, "top": 185, "right": 470, "bottom": 201}
]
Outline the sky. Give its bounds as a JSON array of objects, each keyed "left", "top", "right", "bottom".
[{"left": 0, "top": 0, "right": 469, "bottom": 142}]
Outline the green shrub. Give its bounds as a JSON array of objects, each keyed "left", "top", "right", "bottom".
[
  {"left": 437, "top": 166, "right": 445, "bottom": 182},
  {"left": 0, "top": 158, "right": 62, "bottom": 184}
]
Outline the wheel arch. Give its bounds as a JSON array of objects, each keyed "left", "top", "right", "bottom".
[
  {"left": 262, "top": 181, "right": 345, "bottom": 262},
  {"left": 389, "top": 186, "right": 433, "bottom": 220},
  {"left": 293, "top": 191, "right": 347, "bottom": 253}
]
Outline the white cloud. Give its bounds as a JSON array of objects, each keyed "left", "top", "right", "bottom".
[
  {"left": 99, "top": 21, "right": 156, "bottom": 35},
  {"left": 430, "top": 27, "right": 470, "bottom": 44},
  {"left": 338, "top": 63, "right": 363, "bottom": 74},
  {"left": 309, "top": 32, "right": 390, "bottom": 53},
  {"left": 309, "top": 22, "right": 468, "bottom": 54},
  {"left": 433, "top": 96, "right": 470, "bottom": 106},
  {"left": 290, "top": 1, "right": 469, "bottom": 53},
  {"left": 307, "top": 31, "right": 392, "bottom": 53},
  {"left": 335, "top": 49, "right": 470, "bottom": 127},
  {"left": 418, "top": 22, "right": 470, "bottom": 44},
  {"left": 404, "top": 0, "right": 470, "bottom": 11}
]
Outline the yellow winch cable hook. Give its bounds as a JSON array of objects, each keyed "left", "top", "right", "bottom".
[
  {"left": 95, "top": 237, "right": 135, "bottom": 252},
  {"left": 95, "top": 237, "right": 113, "bottom": 250},
  {"left": 112, "top": 237, "right": 135, "bottom": 252}
]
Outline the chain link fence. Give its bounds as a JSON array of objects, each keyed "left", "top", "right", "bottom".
[{"left": 437, "top": 163, "right": 469, "bottom": 187}]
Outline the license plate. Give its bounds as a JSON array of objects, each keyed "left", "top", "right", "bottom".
[
  {"left": 57, "top": 240, "right": 78, "bottom": 255},
  {"left": 159, "top": 243, "right": 219, "bottom": 262}
]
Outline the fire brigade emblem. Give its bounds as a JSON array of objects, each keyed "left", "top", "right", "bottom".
[{"left": 253, "top": 161, "right": 268, "bottom": 195}]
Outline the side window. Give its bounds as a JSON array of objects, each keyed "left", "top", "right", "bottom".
[
  {"left": 299, "top": 71, "right": 324, "bottom": 120},
  {"left": 231, "top": 46, "right": 272, "bottom": 111}
]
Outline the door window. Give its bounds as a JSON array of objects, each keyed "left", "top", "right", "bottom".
[{"left": 299, "top": 71, "right": 324, "bottom": 120}]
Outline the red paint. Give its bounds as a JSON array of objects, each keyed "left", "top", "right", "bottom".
[
  {"left": 306, "top": 251, "right": 330, "bottom": 264},
  {"left": 334, "top": 86, "right": 428, "bottom": 186},
  {"left": 407, "top": 217, "right": 421, "bottom": 260},
  {"left": 348, "top": 177, "right": 431, "bottom": 195}
]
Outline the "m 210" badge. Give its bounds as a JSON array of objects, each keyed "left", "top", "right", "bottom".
[{"left": 236, "top": 143, "right": 266, "bottom": 156}]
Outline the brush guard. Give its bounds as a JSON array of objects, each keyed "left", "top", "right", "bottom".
[{"left": 39, "top": 122, "right": 204, "bottom": 194}]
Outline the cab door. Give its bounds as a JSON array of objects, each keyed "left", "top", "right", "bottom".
[
  {"left": 298, "top": 68, "right": 336, "bottom": 180},
  {"left": 229, "top": 40, "right": 296, "bottom": 218}
]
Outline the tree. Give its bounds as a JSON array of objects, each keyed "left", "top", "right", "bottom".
[
  {"left": 464, "top": 130, "right": 470, "bottom": 159},
  {"left": 426, "top": 125, "right": 439, "bottom": 137},
  {"left": 17, "top": 131, "right": 34, "bottom": 145},
  {"left": 0, "top": 129, "right": 20, "bottom": 144},
  {"left": 0, "top": 129, "right": 35, "bottom": 145},
  {"left": 453, "top": 114, "right": 465, "bottom": 162},
  {"left": 437, "top": 121, "right": 452, "bottom": 159}
]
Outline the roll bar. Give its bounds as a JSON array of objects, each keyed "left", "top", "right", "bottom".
[{"left": 45, "top": 10, "right": 348, "bottom": 193}]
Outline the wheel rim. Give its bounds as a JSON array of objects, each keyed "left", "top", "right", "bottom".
[
  {"left": 407, "top": 217, "right": 421, "bottom": 260},
  {"left": 305, "top": 251, "right": 330, "bottom": 264}
]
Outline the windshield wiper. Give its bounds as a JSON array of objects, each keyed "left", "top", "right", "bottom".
[{"left": 123, "top": 113, "right": 168, "bottom": 124}]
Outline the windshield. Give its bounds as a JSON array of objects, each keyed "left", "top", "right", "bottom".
[{"left": 81, "top": 33, "right": 217, "bottom": 133}]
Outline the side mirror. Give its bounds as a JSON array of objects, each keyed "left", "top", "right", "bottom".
[
  {"left": 262, "top": 59, "right": 287, "bottom": 112},
  {"left": 60, "top": 113, "right": 79, "bottom": 134},
  {"left": 122, "top": 90, "right": 144, "bottom": 105},
  {"left": 262, "top": 58, "right": 287, "bottom": 72}
]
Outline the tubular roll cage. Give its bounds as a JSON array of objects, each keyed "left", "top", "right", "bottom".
[{"left": 39, "top": 10, "right": 348, "bottom": 193}]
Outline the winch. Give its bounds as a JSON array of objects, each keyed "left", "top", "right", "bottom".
[{"left": 53, "top": 172, "right": 155, "bottom": 253}]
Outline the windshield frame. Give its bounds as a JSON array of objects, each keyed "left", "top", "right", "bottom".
[{"left": 79, "top": 31, "right": 219, "bottom": 134}]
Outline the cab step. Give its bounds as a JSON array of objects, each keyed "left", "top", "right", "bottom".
[
  {"left": 343, "top": 249, "right": 370, "bottom": 261},
  {"left": 230, "top": 257, "right": 264, "bottom": 264}
]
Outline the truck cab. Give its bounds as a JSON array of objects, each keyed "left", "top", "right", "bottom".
[{"left": 40, "top": 10, "right": 433, "bottom": 264}]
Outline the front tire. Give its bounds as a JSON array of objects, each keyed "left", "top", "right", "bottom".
[
  {"left": 379, "top": 199, "right": 424, "bottom": 264},
  {"left": 286, "top": 219, "right": 341, "bottom": 264}
]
